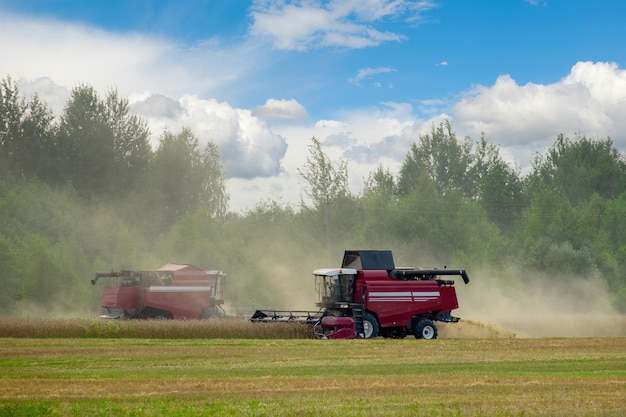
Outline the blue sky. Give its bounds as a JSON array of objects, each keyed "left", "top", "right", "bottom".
[{"left": 1, "top": 0, "right": 625, "bottom": 212}]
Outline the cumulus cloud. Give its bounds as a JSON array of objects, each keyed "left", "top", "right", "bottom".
[
  {"left": 278, "top": 104, "right": 439, "bottom": 175},
  {"left": 453, "top": 61, "right": 626, "bottom": 165},
  {"left": 249, "top": 0, "right": 435, "bottom": 50},
  {"left": 17, "top": 77, "right": 71, "bottom": 116},
  {"left": 252, "top": 98, "right": 308, "bottom": 120},
  {"left": 323, "top": 111, "right": 447, "bottom": 165},
  {"left": 131, "top": 94, "right": 288, "bottom": 179},
  {"left": 131, "top": 94, "right": 183, "bottom": 120}
]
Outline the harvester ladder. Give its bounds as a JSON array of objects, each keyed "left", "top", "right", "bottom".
[{"left": 351, "top": 304, "right": 365, "bottom": 338}]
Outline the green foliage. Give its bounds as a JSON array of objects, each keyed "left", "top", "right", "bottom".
[
  {"left": 54, "top": 85, "right": 152, "bottom": 197},
  {"left": 390, "top": 177, "right": 507, "bottom": 266},
  {"left": 298, "top": 136, "right": 351, "bottom": 262},
  {"left": 298, "top": 136, "right": 349, "bottom": 210},
  {"left": 398, "top": 120, "right": 475, "bottom": 197},
  {"left": 601, "top": 192, "right": 626, "bottom": 251},
  {"left": 398, "top": 122, "right": 524, "bottom": 232},
  {"left": 529, "top": 133, "right": 626, "bottom": 204},
  {"left": 0, "top": 77, "right": 56, "bottom": 180},
  {"left": 364, "top": 165, "right": 397, "bottom": 199},
  {"left": 472, "top": 135, "right": 525, "bottom": 232},
  {"left": 151, "top": 127, "right": 229, "bottom": 226}
]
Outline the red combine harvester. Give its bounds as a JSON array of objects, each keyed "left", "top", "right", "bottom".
[
  {"left": 91, "top": 263, "right": 226, "bottom": 319},
  {"left": 251, "top": 250, "right": 469, "bottom": 339}
]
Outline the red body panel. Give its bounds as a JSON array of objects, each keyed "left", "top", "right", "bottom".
[
  {"left": 101, "top": 286, "right": 140, "bottom": 310},
  {"left": 326, "top": 327, "right": 357, "bottom": 339},
  {"left": 320, "top": 316, "right": 357, "bottom": 339},
  {"left": 142, "top": 287, "right": 214, "bottom": 319},
  {"left": 322, "top": 316, "right": 355, "bottom": 328},
  {"left": 354, "top": 270, "right": 459, "bottom": 329}
]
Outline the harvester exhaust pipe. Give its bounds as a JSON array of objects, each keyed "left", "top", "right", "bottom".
[
  {"left": 459, "top": 270, "right": 470, "bottom": 285},
  {"left": 91, "top": 273, "right": 105, "bottom": 285},
  {"left": 91, "top": 271, "right": 126, "bottom": 285}
]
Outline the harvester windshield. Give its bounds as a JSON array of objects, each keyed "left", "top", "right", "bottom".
[
  {"left": 314, "top": 268, "right": 357, "bottom": 307},
  {"left": 206, "top": 270, "right": 226, "bottom": 301}
]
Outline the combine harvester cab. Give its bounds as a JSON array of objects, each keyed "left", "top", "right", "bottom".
[
  {"left": 253, "top": 250, "right": 470, "bottom": 340},
  {"left": 91, "top": 263, "right": 226, "bottom": 320}
]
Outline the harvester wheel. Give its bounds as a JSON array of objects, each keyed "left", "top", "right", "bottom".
[
  {"left": 414, "top": 319, "right": 438, "bottom": 340},
  {"left": 362, "top": 312, "right": 379, "bottom": 338},
  {"left": 200, "top": 307, "right": 222, "bottom": 319},
  {"left": 141, "top": 307, "right": 173, "bottom": 320}
]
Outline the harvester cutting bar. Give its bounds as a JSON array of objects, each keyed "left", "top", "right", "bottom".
[{"left": 250, "top": 309, "right": 323, "bottom": 325}]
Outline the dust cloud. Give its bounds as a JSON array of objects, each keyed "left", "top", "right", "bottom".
[
  {"left": 438, "top": 320, "right": 516, "bottom": 339},
  {"left": 456, "top": 267, "right": 626, "bottom": 338},
  {"left": 8, "top": 297, "right": 99, "bottom": 319},
  {"left": 226, "top": 234, "right": 327, "bottom": 315},
  {"left": 241, "top": 253, "right": 319, "bottom": 312}
]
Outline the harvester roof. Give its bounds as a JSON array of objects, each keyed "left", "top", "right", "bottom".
[
  {"left": 341, "top": 250, "right": 395, "bottom": 271},
  {"left": 312, "top": 268, "right": 358, "bottom": 277},
  {"left": 157, "top": 263, "right": 203, "bottom": 272}
]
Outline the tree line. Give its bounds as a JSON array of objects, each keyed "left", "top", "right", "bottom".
[
  {"left": 1, "top": 76, "right": 625, "bottom": 315},
  {"left": 0, "top": 77, "right": 228, "bottom": 227}
]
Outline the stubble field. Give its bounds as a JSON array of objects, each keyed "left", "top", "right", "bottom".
[{"left": 0, "top": 317, "right": 625, "bottom": 417}]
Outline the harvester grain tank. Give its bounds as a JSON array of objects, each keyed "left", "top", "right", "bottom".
[
  {"left": 91, "top": 263, "right": 226, "bottom": 319},
  {"left": 251, "top": 250, "right": 470, "bottom": 339}
]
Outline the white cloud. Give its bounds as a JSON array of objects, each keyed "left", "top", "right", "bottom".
[
  {"left": 131, "top": 94, "right": 288, "bottom": 179},
  {"left": 17, "top": 77, "right": 71, "bottom": 116},
  {"left": 249, "top": 0, "right": 435, "bottom": 50},
  {"left": 0, "top": 10, "right": 262, "bottom": 103},
  {"left": 131, "top": 93, "right": 183, "bottom": 120},
  {"left": 226, "top": 174, "right": 301, "bottom": 215},
  {"left": 452, "top": 61, "right": 626, "bottom": 167},
  {"left": 349, "top": 66, "right": 397, "bottom": 85},
  {"left": 315, "top": 119, "right": 347, "bottom": 129},
  {"left": 0, "top": 13, "right": 169, "bottom": 93},
  {"left": 252, "top": 98, "right": 308, "bottom": 120},
  {"left": 272, "top": 104, "right": 440, "bottom": 197}
]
